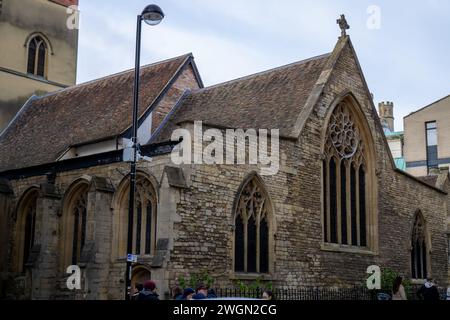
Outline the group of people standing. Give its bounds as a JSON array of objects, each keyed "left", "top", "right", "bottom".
[
  {"left": 132, "top": 280, "right": 159, "bottom": 301},
  {"left": 131, "top": 277, "right": 447, "bottom": 301},
  {"left": 171, "top": 285, "right": 217, "bottom": 300},
  {"left": 392, "top": 276, "right": 445, "bottom": 301},
  {"left": 131, "top": 280, "right": 275, "bottom": 300},
  {"left": 171, "top": 286, "right": 275, "bottom": 300}
]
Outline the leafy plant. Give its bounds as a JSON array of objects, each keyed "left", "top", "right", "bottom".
[
  {"left": 233, "top": 277, "right": 273, "bottom": 296},
  {"left": 177, "top": 270, "right": 214, "bottom": 289},
  {"left": 365, "top": 267, "right": 411, "bottom": 293}
]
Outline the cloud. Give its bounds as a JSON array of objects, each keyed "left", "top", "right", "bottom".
[{"left": 76, "top": 0, "right": 450, "bottom": 131}]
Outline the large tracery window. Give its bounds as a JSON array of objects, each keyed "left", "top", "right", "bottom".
[
  {"left": 234, "top": 176, "right": 271, "bottom": 274},
  {"left": 323, "top": 102, "right": 371, "bottom": 248},
  {"left": 411, "top": 213, "right": 428, "bottom": 280},
  {"left": 27, "top": 35, "right": 48, "bottom": 77}
]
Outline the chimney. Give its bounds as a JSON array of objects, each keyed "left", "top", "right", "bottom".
[{"left": 378, "top": 101, "right": 395, "bottom": 132}]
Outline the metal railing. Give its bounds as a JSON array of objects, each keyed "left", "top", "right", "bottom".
[{"left": 210, "top": 286, "right": 448, "bottom": 300}]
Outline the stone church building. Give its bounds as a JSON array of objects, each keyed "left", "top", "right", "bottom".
[{"left": 0, "top": 29, "right": 449, "bottom": 299}]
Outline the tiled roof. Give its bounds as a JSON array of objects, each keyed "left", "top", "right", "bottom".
[
  {"left": 154, "top": 53, "right": 331, "bottom": 142},
  {"left": 0, "top": 54, "right": 191, "bottom": 172}
]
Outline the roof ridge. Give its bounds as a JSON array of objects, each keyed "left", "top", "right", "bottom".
[
  {"left": 35, "top": 53, "right": 192, "bottom": 100},
  {"left": 404, "top": 94, "right": 450, "bottom": 119},
  {"left": 192, "top": 52, "right": 331, "bottom": 94},
  {"left": 0, "top": 95, "right": 39, "bottom": 138}
]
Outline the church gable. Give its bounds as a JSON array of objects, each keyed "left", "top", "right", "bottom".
[
  {"left": 314, "top": 37, "right": 391, "bottom": 171},
  {"left": 149, "top": 62, "right": 202, "bottom": 137}
]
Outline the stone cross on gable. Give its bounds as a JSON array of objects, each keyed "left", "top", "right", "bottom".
[{"left": 337, "top": 14, "right": 350, "bottom": 37}]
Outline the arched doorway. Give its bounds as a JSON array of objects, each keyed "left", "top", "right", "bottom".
[{"left": 131, "top": 265, "right": 151, "bottom": 291}]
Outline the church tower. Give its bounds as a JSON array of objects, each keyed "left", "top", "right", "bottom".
[
  {"left": 0, "top": 0, "right": 79, "bottom": 131},
  {"left": 378, "top": 101, "right": 395, "bottom": 132}
]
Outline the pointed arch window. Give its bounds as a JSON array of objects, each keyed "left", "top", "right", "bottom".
[
  {"left": 234, "top": 177, "right": 271, "bottom": 274},
  {"left": 411, "top": 213, "right": 428, "bottom": 279},
  {"left": 61, "top": 182, "right": 89, "bottom": 269},
  {"left": 23, "top": 198, "right": 37, "bottom": 271},
  {"left": 132, "top": 177, "right": 157, "bottom": 256},
  {"left": 71, "top": 192, "right": 87, "bottom": 265},
  {"left": 114, "top": 175, "right": 158, "bottom": 259},
  {"left": 323, "top": 102, "right": 371, "bottom": 247},
  {"left": 27, "top": 35, "right": 48, "bottom": 77},
  {"left": 15, "top": 190, "right": 38, "bottom": 273}
]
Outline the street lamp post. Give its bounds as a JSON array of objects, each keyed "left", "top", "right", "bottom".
[{"left": 125, "top": 4, "right": 164, "bottom": 301}]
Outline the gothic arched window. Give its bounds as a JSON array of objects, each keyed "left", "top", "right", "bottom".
[
  {"left": 411, "top": 213, "right": 428, "bottom": 279},
  {"left": 71, "top": 192, "right": 87, "bottom": 265},
  {"left": 234, "top": 176, "right": 271, "bottom": 274},
  {"left": 114, "top": 175, "right": 157, "bottom": 259},
  {"left": 133, "top": 177, "right": 157, "bottom": 255},
  {"left": 62, "top": 182, "right": 89, "bottom": 269},
  {"left": 27, "top": 35, "right": 48, "bottom": 77},
  {"left": 14, "top": 189, "right": 38, "bottom": 273},
  {"left": 323, "top": 101, "right": 372, "bottom": 247}
]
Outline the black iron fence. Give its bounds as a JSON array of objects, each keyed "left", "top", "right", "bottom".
[{"left": 212, "top": 286, "right": 448, "bottom": 300}]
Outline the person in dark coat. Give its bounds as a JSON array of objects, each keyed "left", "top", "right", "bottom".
[
  {"left": 132, "top": 283, "right": 144, "bottom": 300},
  {"left": 181, "top": 288, "right": 195, "bottom": 300},
  {"left": 207, "top": 288, "right": 217, "bottom": 299},
  {"left": 193, "top": 284, "right": 208, "bottom": 299},
  {"left": 136, "top": 280, "right": 159, "bottom": 301},
  {"left": 172, "top": 286, "right": 183, "bottom": 300},
  {"left": 417, "top": 278, "right": 440, "bottom": 301}
]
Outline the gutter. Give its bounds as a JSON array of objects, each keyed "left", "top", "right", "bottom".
[{"left": 0, "top": 140, "right": 180, "bottom": 180}]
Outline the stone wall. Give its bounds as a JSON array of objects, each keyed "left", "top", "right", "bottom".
[{"left": 1, "top": 40, "right": 448, "bottom": 300}]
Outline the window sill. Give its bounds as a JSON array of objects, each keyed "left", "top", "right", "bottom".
[
  {"left": 230, "top": 273, "right": 273, "bottom": 281},
  {"left": 321, "top": 243, "right": 376, "bottom": 255},
  {"left": 27, "top": 73, "right": 47, "bottom": 81}
]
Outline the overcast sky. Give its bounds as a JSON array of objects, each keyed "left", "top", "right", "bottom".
[{"left": 76, "top": 0, "right": 450, "bottom": 131}]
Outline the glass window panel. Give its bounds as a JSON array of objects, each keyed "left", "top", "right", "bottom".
[
  {"left": 135, "top": 205, "right": 142, "bottom": 255},
  {"left": 340, "top": 161, "right": 347, "bottom": 245},
  {"left": 234, "top": 216, "right": 245, "bottom": 272},
  {"left": 247, "top": 216, "right": 257, "bottom": 273},
  {"left": 427, "top": 129, "right": 437, "bottom": 147},
  {"left": 260, "top": 218, "right": 269, "bottom": 273},
  {"left": 27, "top": 39, "right": 36, "bottom": 74},
  {"left": 145, "top": 202, "right": 152, "bottom": 255},
  {"left": 426, "top": 122, "right": 437, "bottom": 130},
  {"left": 350, "top": 165, "right": 358, "bottom": 246},
  {"left": 72, "top": 211, "right": 79, "bottom": 265},
  {"left": 329, "top": 158, "right": 338, "bottom": 244},
  {"left": 359, "top": 167, "right": 367, "bottom": 247},
  {"left": 323, "top": 160, "right": 328, "bottom": 242},
  {"left": 37, "top": 42, "right": 46, "bottom": 77}
]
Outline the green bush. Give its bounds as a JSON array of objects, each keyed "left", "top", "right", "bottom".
[
  {"left": 365, "top": 267, "right": 411, "bottom": 293},
  {"left": 178, "top": 270, "right": 214, "bottom": 289},
  {"left": 233, "top": 277, "right": 273, "bottom": 295}
]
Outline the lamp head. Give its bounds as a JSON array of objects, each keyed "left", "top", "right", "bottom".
[{"left": 141, "top": 4, "right": 164, "bottom": 26}]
